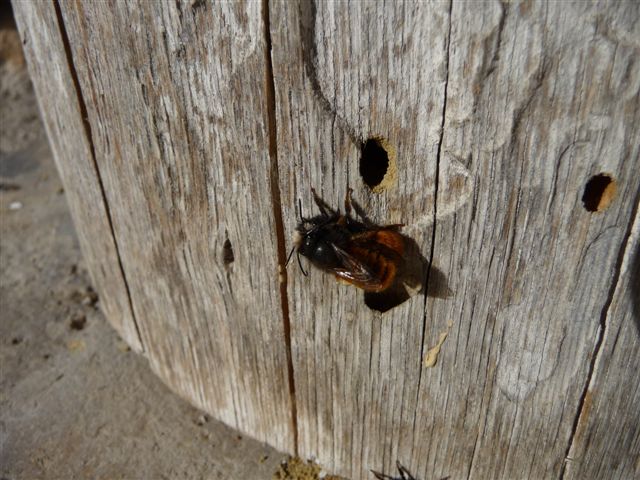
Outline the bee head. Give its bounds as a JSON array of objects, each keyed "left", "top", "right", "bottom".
[
  {"left": 294, "top": 220, "right": 339, "bottom": 267},
  {"left": 293, "top": 221, "right": 318, "bottom": 258}
]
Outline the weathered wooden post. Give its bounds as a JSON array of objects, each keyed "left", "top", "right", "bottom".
[{"left": 14, "top": 1, "right": 639, "bottom": 478}]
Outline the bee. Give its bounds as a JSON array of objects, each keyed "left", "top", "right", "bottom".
[{"left": 288, "top": 188, "right": 404, "bottom": 292}]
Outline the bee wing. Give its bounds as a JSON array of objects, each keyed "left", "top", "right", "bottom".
[
  {"left": 332, "top": 244, "right": 387, "bottom": 290},
  {"left": 351, "top": 229, "right": 404, "bottom": 257}
]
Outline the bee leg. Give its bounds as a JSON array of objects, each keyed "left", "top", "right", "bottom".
[
  {"left": 349, "top": 195, "right": 376, "bottom": 226},
  {"left": 311, "top": 187, "right": 336, "bottom": 217}
]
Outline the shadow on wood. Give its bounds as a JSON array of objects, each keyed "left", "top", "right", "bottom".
[{"left": 364, "top": 234, "right": 451, "bottom": 313}]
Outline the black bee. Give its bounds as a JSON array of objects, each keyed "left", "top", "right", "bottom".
[{"left": 289, "top": 188, "right": 404, "bottom": 292}]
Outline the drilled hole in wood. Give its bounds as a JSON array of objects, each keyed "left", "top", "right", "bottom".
[
  {"left": 582, "top": 174, "right": 616, "bottom": 212},
  {"left": 69, "top": 315, "right": 86, "bottom": 331},
  {"left": 360, "top": 137, "right": 396, "bottom": 192},
  {"left": 222, "top": 236, "right": 234, "bottom": 268}
]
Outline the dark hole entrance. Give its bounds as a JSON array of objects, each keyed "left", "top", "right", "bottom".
[
  {"left": 582, "top": 174, "right": 616, "bottom": 212},
  {"left": 222, "top": 237, "right": 234, "bottom": 268},
  {"left": 360, "top": 138, "right": 389, "bottom": 190},
  {"left": 70, "top": 315, "right": 86, "bottom": 331}
]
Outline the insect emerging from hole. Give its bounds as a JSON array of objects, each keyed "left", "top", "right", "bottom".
[{"left": 286, "top": 188, "right": 404, "bottom": 292}]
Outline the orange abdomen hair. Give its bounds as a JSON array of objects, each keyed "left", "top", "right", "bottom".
[
  {"left": 342, "top": 244, "right": 400, "bottom": 292},
  {"left": 373, "top": 229, "right": 404, "bottom": 257}
]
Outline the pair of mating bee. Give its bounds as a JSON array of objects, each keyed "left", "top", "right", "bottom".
[{"left": 288, "top": 188, "right": 404, "bottom": 292}]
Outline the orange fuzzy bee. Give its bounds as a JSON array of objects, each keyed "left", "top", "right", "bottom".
[{"left": 289, "top": 188, "right": 404, "bottom": 292}]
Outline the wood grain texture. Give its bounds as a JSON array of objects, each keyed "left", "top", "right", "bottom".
[
  {"left": 12, "top": 1, "right": 142, "bottom": 352},
  {"left": 425, "top": 2, "right": 640, "bottom": 478},
  {"left": 271, "top": 0, "right": 640, "bottom": 478},
  {"left": 563, "top": 206, "right": 640, "bottom": 479},
  {"left": 15, "top": 0, "right": 295, "bottom": 451},
  {"left": 14, "top": 0, "right": 640, "bottom": 477}
]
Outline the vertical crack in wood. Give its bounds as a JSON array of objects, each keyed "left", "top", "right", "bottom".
[
  {"left": 52, "top": 1, "right": 144, "bottom": 352},
  {"left": 559, "top": 192, "right": 640, "bottom": 480},
  {"left": 262, "top": 0, "right": 299, "bottom": 454},
  {"left": 412, "top": 0, "right": 453, "bottom": 439}
]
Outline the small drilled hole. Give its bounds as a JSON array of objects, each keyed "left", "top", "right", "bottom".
[
  {"left": 582, "top": 174, "right": 616, "bottom": 212},
  {"left": 69, "top": 315, "right": 86, "bottom": 331},
  {"left": 222, "top": 237, "right": 234, "bottom": 268},
  {"left": 360, "top": 137, "right": 397, "bottom": 192}
]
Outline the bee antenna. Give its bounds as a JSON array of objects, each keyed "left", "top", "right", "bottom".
[
  {"left": 284, "top": 246, "right": 296, "bottom": 268},
  {"left": 296, "top": 250, "right": 308, "bottom": 276}
]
